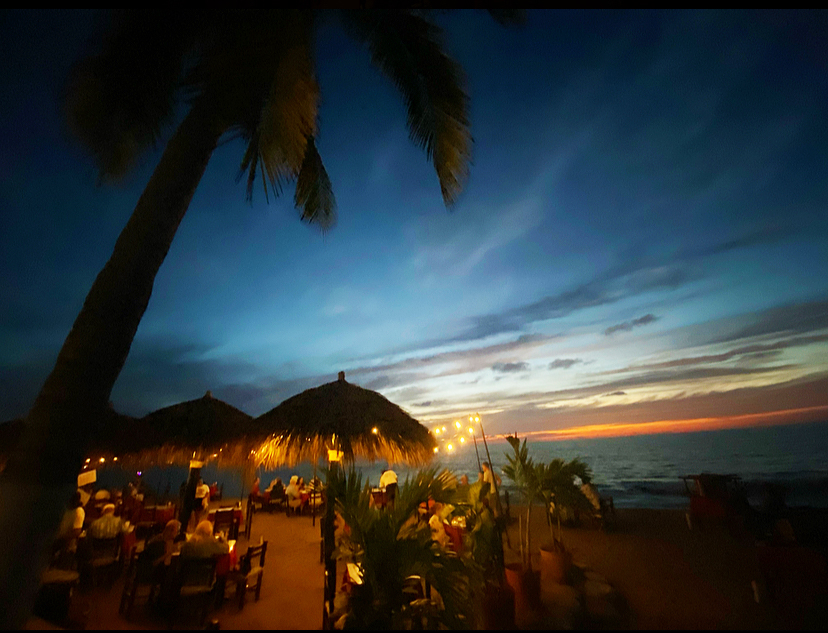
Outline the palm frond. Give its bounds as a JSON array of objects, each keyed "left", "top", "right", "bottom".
[
  {"left": 294, "top": 137, "right": 337, "bottom": 230},
  {"left": 65, "top": 10, "right": 200, "bottom": 180},
  {"left": 342, "top": 10, "right": 471, "bottom": 206}
]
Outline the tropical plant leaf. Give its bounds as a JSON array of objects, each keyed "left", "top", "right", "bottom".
[
  {"left": 294, "top": 137, "right": 336, "bottom": 230},
  {"left": 341, "top": 10, "right": 471, "bottom": 206}
]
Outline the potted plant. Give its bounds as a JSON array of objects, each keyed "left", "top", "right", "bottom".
[
  {"left": 501, "top": 436, "right": 543, "bottom": 612},
  {"left": 453, "top": 476, "right": 515, "bottom": 629},
  {"left": 535, "top": 457, "right": 593, "bottom": 584}
]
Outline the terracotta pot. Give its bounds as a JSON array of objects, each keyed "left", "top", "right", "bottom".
[
  {"left": 505, "top": 563, "right": 540, "bottom": 614},
  {"left": 482, "top": 581, "right": 515, "bottom": 630},
  {"left": 540, "top": 546, "right": 572, "bottom": 585}
]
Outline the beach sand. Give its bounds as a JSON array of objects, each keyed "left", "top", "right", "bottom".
[
  {"left": 503, "top": 504, "right": 827, "bottom": 630},
  {"left": 27, "top": 501, "right": 826, "bottom": 630}
]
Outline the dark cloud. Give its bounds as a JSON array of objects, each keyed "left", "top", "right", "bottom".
[
  {"left": 709, "top": 299, "right": 828, "bottom": 345},
  {"left": 621, "top": 332, "right": 828, "bottom": 373},
  {"left": 606, "top": 391, "right": 627, "bottom": 396},
  {"left": 604, "top": 314, "right": 658, "bottom": 336},
  {"left": 492, "top": 362, "right": 530, "bottom": 373},
  {"left": 548, "top": 358, "right": 582, "bottom": 370}
]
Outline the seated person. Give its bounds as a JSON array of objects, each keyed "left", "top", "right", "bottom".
[
  {"left": 145, "top": 519, "right": 182, "bottom": 567},
  {"left": 265, "top": 477, "right": 284, "bottom": 496},
  {"left": 180, "top": 520, "right": 229, "bottom": 559},
  {"left": 250, "top": 477, "right": 261, "bottom": 497},
  {"left": 285, "top": 476, "right": 303, "bottom": 513},
  {"left": 88, "top": 503, "right": 128, "bottom": 539},
  {"left": 285, "top": 476, "right": 301, "bottom": 501},
  {"left": 94, "top": 488, "right": 111, "bottom": 502},
  {"left": 428, "top": 514, "right": 450, "bottom": 549},
  {"left": 379, "top": 469, "right": 398, "bottom": 490}
]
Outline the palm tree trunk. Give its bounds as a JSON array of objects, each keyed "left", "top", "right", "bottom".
[{"left": 0, "top": 101, "right": 225, "bottom": 628}]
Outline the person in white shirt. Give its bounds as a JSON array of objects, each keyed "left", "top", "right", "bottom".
[{"left": 379, "top": 469, "right": 398, "bottom": 490}]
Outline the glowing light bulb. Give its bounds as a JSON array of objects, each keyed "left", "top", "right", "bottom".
[
  {"left": 460, "top": 437, "right": 465, "bottom": 444},
  {"left": 113, "top": 457, "right": 118, "bottom": 462},
  {"left": 372, "top": 427, "right": 379, "bottom": 435},
  {"left": 474, "top": 416, "right": 480, "bottom": 422},
  {"left": 468, "top": 427, "right": 474, "bottom": 435},
  {"left": 447, "top": 443, "right": 454, "bottom": 451},
  {"left": 99, "top": 457, "right": 105, "bottom": 463},
  {"left": 442, "top": 426, "right": 446, "bottom": 432},
  {"left": 433, "top": 447, "right": 439, "bottom": 453},
  {"left": 435, "top": 428, "right": 441, "bottom": 435},
  {"left": 85, "top": 458, "right": 91, "bottom": 463},
  {"left": 455, "top": 421, "right": 461, "bottom": 429},
  {"left": 469, "top": 416, "right": 473, "bottom": 422}
]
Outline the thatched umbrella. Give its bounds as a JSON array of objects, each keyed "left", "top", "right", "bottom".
[
  {"left": 253, "top": 372, "right": 436, "bottom": 469},
  {"left": 253, "top": 371, "right": 436, "bottom": 616},
  {"left": 119, "top": 390, "right": 257, "bottom": 468},
  {"left": 112, "top": 391, "right": 257, "bottom": 534}
]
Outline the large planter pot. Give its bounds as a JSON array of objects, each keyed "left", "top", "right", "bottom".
[
  {"left": 482, "top": 581, "right": 515, "bottom": 630},
  {"left": 540, "top": 546, "right": 572, "bottom": 585},
  {"left": 505, "top": 563, "right": 540, "bottom": 614}
]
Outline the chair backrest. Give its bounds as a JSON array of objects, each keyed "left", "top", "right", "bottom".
[
  {"left": 178, "top": 556, "right": 218, "bottom": 589},
  {"left": 212, "top": 508, "right": 237, "bottom": 534},
  {"left": 91, "top": 536, "right": 120, "bottom": 559},
  {"left": 241, "top": 541, "right": 268, "bottom": 574},
  {"left": 385, "top": 483, "right": 398, "bottom": 503}
]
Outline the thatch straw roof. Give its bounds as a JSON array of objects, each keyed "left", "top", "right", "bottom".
[
  {"left": 252, "top": 372, "right": 436, "bottom": 469},
  {"left": 111, "top": 391, "right": 259, "bottom": 468}
]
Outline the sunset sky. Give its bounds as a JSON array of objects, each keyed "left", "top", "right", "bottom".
[{"left": 1, "top": 10, "right": 827, "bottom": 438}]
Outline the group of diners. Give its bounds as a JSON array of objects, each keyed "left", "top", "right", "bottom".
[{"left": 249, "top": 474, "right": 324, "bottom": 515}]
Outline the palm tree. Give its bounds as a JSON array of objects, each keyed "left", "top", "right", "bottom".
[{"left": 0, "top": 9, "right": 522, "bottom": 625}]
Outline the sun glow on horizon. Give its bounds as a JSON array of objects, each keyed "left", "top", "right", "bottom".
[{"left": 488, "top": 405, "right": 828, "bottom": 443}]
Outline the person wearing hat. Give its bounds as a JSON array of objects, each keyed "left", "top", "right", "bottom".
[{"left": 88, "top": 503, "right": 128, "bottom": 539}]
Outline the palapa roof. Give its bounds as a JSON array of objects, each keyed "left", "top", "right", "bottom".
[
  {"left": 253, "top": 372, "right": 436, "bottom": 469},
  {"left": 111, "top": 391, "right": 259, "bottom": 468}
]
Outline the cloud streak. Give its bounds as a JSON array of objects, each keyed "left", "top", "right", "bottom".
[{"left": 604, "top": 314, "right": 658, "bottom": 336}]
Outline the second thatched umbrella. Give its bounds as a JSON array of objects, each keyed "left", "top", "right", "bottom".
[
  {"left": 253, "top": 372, "right": 436, "bottom": 469},
  {"left": 254, "top": 371, "right": 436, "bottom": 617}
]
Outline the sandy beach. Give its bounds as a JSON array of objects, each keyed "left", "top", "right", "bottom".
[{"left": 27, "top": 501, "right": 827, "bottom": 630}]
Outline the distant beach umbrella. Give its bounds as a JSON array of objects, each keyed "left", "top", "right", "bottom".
[{"left": 253, "top": 372, "right": 436, "bottom": 469}]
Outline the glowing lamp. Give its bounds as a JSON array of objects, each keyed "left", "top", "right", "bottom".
[
  {"left": 85, "top": 458, "right": 91, "bottom": 464},
  {"left": 442, "top": 426, "right": 446, "bottom": 432},
  {"left": 455, "top": 421, "right": 461, "bottom": 429},
  {"left": 99, "top": 457, "right": 105, "bottom": 463},
  {"left": 468, "top": 427, "right": 474, "bottom": 435},
  {"left": 371, "top": 427, "right": 379, "bottom": 435},
  {"left": 328, "top": 449, "right": 343, "bottom": 462},
  {"left": 433, "top": 447, "right": 439, "bottom": 453},
  {"left": 435, "top": 428, "right": 441, "bottom": 435},
  {"left": 460, "top": 437, "right": 465, "bottom": 443},
  {"left": 447, "top": 443, "right": 454, "bottom": 451}
]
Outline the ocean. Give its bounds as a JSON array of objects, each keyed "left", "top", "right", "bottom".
[{"left": 97, "top": 420, "right": 828, "bottom": 510}]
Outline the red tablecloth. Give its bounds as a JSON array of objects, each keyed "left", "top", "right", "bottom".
[
  {"left": 215, "top": 543, "right": 238, "bottom": 577},
  {"left": 121, "top": 529, "right": 136, "bottom": 558}
]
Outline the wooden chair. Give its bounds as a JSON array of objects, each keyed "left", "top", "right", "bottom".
[
  {"left": 213, "top": 507, "right": 240, "bottom": 541},
  {"left": 86, "top": 536, "right": 121, "bottom": 587},
  {"left": 286, "top": 495, "right": 303, "bottom": 516},
  {"left": 171, "top": 556, "right": 218, "bottom": 626},
  {"left": 119, "top": 546, "right": 163, "bottom": 620},
  {"left": 231, "top": 541, "right": 268, "bottom": 610}
]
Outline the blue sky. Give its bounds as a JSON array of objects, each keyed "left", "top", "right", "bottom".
[{"left": 1, "top": 10, "right": 827, "bottom": 437}]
